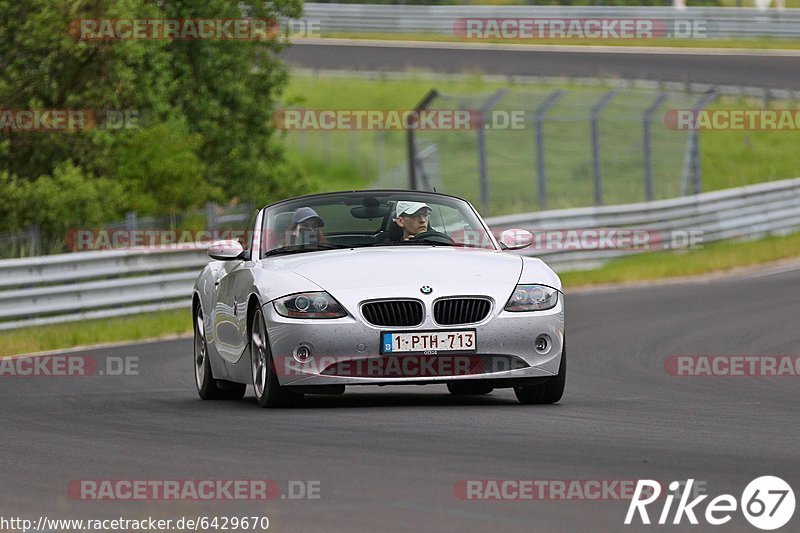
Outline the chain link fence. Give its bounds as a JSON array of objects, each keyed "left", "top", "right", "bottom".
[
  {"left": 280, "top": 79, "right": 743, "bottom": 217},
  {"left": 410, "top": 86, "right": 715, "bottom": 216}
]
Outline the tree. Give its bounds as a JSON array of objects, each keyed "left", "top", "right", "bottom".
[{"left": 0, "top": 0, "right": 310, "bottom": 235}]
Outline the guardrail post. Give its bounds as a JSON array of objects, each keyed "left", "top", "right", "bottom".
[
  {"left": 533, "top": 90, "right": 564, "bottom": 210},
  {"left": 407, "top": 89, "right": 439, "bottom": 190},
  {"left": 590, "top": 89, "right": 619, "bottom": 206},
  {"left": 476, "top": 89, "right": 507, "bottom": 216},
  {"left": 642, "top": 93, "right": 668, "bottom": 202}
]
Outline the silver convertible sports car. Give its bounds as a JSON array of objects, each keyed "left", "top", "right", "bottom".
[{"left": 192, "top": 190, "right": 565, "bottom": 407}]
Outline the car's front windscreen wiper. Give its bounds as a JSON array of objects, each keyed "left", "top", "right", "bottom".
[{"left": 262, "top": 243, "right": 350, "bottom": 258}]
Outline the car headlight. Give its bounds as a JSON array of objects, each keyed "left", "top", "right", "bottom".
[
  {"left": 273, "top": 291, "right": 347, "bottom": 319},
  {"left": 504, "top": 284, "right": 559, "bottom": 312}
]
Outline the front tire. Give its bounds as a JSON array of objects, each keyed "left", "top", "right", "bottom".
[
  {"left": 250, "top": 308, "right": 303, "bottom": 408},
  {"left": 514, "top": 341, "right": 566, "bottom": 405},
  {"left": 194, "top": 307, "right": 246, "bottom": 400}
]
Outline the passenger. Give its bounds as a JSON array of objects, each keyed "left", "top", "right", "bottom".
[{"left": 286, "top": 207, "right": 327, "bottom": 245}]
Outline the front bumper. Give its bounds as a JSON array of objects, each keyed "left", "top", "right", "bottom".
[{"left": 264, "top": 298, "right": 564, "bottom": 387}]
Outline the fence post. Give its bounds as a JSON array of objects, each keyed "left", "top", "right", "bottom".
[
  {"left": 590, "top": 89, "right": 619, "bottom": 206},
  {"left": 407, "top": 89, "right": 439, "bottom": 190},
  {"left": 323, "top": 130, "right": 332, "bottom": 163},
  {"left": 28, "top": 224, "right": 40, "bottom": 256},
  {"left": 206, "top": 202, "right": 217, "bottom": 233},
  {"left": 125, "top": 211, "right": 138, "bottom": 231},
  {"left": 533, "top": 89, "right": 564, "bottom": 210},
  {"left": 349, "top": 129, "right": 357, "bottom": 164},
  {"left": 642, "top": 93, "right": 668, "bottom": 202},
  {"left": 476, "top": 89, "right": 507, "bottom": 215},
  {"left": 376, "top": 130, "right": 386, "bottom": 177},
  {"left": 690, "top": 90, "right": 717, "bottom": 195}
]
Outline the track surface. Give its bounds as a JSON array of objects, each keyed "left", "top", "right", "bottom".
[
  {"left": 283, "top": 41, "right": 800, "bottom": 89},
  {"left": 1, "top": 267, "right": 798, "bottom": 532}
]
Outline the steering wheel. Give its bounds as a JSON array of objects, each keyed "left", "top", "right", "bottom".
[{"left": 408, "top": 230, "right": 455, "bottom": 245}]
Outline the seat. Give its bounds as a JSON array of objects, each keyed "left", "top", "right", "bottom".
[{"left": 373, "top": 219, "right": 404, "bottom": 244}]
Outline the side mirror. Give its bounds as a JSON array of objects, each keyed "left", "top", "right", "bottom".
[
  {"left": 207, "top": 240, "right": 244, "bottom": 261},
  {"left": 499, "top": 229, "right": 533, "bottom": 250}
]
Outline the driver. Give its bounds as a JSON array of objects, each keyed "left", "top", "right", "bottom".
[{"left": 395, "top": 201, "right": 432, "bottom": 241}]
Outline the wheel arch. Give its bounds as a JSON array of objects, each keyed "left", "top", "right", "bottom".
[
  {"left": 246, "top": 293, "right": 263, "bottom": 341},
  {"left": 192, "top": 291, "right": 202, "bottom": 317}
]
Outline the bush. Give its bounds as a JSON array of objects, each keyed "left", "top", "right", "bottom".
[{"left": 0, "top": 162, "right": 126, "bottom": 236}]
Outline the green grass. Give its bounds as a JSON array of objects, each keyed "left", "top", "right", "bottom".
[
  {"left": 562, "top": 230, "right": 800, "bottom": 287},
  {"left": 0, "top": 308, "right": 191, "bottom": 357},
  {"left": 285, "top": 71, "right": 800, "bottom": 214},
  {"left": 316, "top": 33, "right": 800, "bottom": 50},
  {"left": 700, "top": 103, "right": 800, "bottom": 191}
]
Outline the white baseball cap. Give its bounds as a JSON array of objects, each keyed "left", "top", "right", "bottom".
[{"left": 396, "top": 201, "right": 432, "bottom": 218}]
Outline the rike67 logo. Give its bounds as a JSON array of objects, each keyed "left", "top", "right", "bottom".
[{"left": 625, "top": 477, "right": 795, "bottom": 530}]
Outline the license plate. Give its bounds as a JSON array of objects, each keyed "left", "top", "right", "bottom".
[{"left": 381, "top": 330, "right": 476, "bottom": 354}]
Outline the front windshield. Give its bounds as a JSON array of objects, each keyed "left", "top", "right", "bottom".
[{"left": 259, "top": 191, "right": 497, "bottom": 257}]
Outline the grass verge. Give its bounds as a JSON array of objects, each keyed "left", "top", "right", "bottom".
[
  {"left": 562, "top": 231, "right": 800, "bottom": 287},
  {"left": 0, "top": 308, "right": 191, "bottom": 357},
  {"left": 2, "top": 232, "right": 799, "bottom": 356}
]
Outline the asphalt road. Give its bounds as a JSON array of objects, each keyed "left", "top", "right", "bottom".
[
  {"left": 1, "top": 267, "right": 799, "bottom": 532},
  {"left": 283, "top": 41, "right": 800, "bottom": 89}
]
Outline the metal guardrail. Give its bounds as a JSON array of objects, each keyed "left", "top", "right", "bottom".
[
  {"left": 0, "top": 248, "right": 208, "bottom": 331},
  {"left": 300, "top": 4, "right": 800, "bottom": 39},
  {"left": 0, "top": 177, "right": 799, "bottom": 330},
  {"left": 486, "top": 176, "right": 800, "bottom": 271}
]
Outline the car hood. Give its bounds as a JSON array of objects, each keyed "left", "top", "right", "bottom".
[{"left": 261, "top": 246, "right": 527, "bottom": 302}]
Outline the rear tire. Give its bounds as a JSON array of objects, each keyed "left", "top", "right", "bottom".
[
  {"left": 250, "top": 308, "right": 303, "bottom": 408},
  {"left": 194, "top": 307, "right": 246, "bottom": 400},
  {"left": 514, "top": 341, "right": 566, "bottom": 405},
  {"left": 447, "top": 382, "right": 494, "bottom": 395}
]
